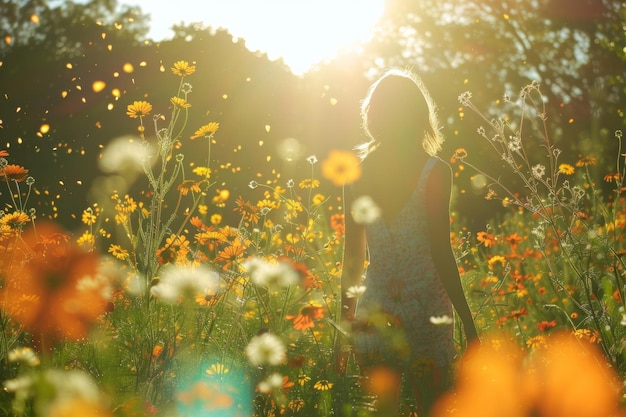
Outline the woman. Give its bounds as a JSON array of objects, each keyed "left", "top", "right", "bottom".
[{"left": 335, "top": 68, "right": 478, "bottom": 416}]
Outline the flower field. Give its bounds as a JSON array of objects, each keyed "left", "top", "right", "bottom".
[{"left": 1, "top": 62, "right": 625, "bottom": 416}]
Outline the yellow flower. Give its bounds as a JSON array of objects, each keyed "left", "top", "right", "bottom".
[
  {"left": 76, "top": 231, "right": 95, "bottom": 248},
  {"left": 558, "top": 163, "right": 575, "bottom": 175},
  {"left": 198, "top": 204, "right": 208, "bottom": 215},
  {"left": 313, "top": 379, "right": 333, "bottom": 390},
  {"left": 298, "top": 178, "right": 320, "bottom": 189},
  {"left": 171, "top": 60, "right": 196, "bottom": 76},
  {"left": 81, "top": 209, "right": 97, "bottom": 226},
  {"left": 321, "top": 150, "right": 361, "bottom": 187},
  {"left": 487, "top": 255, "right": 507, "bottom": 269},
  {"left": 0, "top": 211, "right": 30, "bottom": 229},
  {"left": 108, "top": 244, "right": 129, "bottom": 261},
  {"left": 206, "top": 363, "right": 229, "bottom": 375},
  {"left": 126, "top": 101, "right": 152, "bottom": 118},
  {"left": 170, "top": 96, "right": 191, "bottom": 109},
  {"left": 210, "top": 214, "right": 222, "bottom": 225},
  {"left": 192, "top": 166, "right": 211, "bottom": 178},
  {"left": 190, "top": 122, "right": 220, "bottom": 139}
]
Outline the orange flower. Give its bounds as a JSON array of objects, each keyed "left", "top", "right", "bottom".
[
  {"left": 0, "top": 222, "right": 110, "bottom": 345},
  {"left": 156, "top": 235, "right": 190, "bottom": 265},
  {"left": 433, "top": 332, "right": 621, "bottom": 417},
  {"left": 177, "top": 180, "right": 202, "bottom": 196},
  {"left": 321, "top": 150, "right": 361, "bottom": 187},
  {"left": 0, "top": 164, "right": 29, "bottom": 182},
  {"left": 536, "top": 320, "right": 557, "bottom": 332},
  {"left": 285, "top": 303, "right": 325, "bottom": 331},
  {"left": 576, "top": 156, "right": 596, "bottom": 167},
  {"left": 215, "top": 241, "right": 246, "bottom": 269},
  {"left": 234, "top": 196, "right": 260, "bottom": 224},
  {"left": 0, "top": 150, "right": 9, "bottom": 157},
  {"left": 476, "top": 231, "right": 496, "bottom": 247}
]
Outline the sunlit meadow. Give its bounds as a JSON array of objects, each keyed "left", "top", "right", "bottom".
[{"left": 1, "top": 63, "right": 625, "bottom": 417}]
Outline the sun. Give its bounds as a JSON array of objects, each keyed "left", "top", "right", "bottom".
[
  {"left": 123, "top": 0, "right": 386, "bottom": 75},
  {"left": 221, "top": 0, "right": 386, "bottom": 75}
]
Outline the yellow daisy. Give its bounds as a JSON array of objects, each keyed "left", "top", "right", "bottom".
[
  {"left": 126, "top": 101, "right": 152, "bottom": 119},
  {"left": 171, "top": 60, "right": 196, "bottom": 76}
]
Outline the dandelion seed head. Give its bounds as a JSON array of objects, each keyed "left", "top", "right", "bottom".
[
  {"left": 245, "top": 333, "right": 286, "bottom": 366},
  {"left": 351, "top": 195, "right": 382, "bottom": 225}
]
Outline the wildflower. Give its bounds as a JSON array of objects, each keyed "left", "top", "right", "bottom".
[
  {"left": 313, "top": 379, "right": 333, "bottom": 391},
  {"left": 451, "top": 148, "right": 468, "bottom": 163},
  {"left": 99, "top": 136, "right": 152, "bottom": 174},
  {"left": 257, "top": 373, "right": 284, "bottom": 393},
  {"left": 531, "top": 164, "right": 546, "bottom": 179},
  {"left": 536, "top": 320, "right": 557, "bottom": 332},
  {"left": 429, "top": 315, "right": 454, "bottom": 325},
  {"left": 298, "top": 178, "right": 320, "bottom": 189},
  {"left": 170, "top": 96, "right": 191, "bottom": 109},
  {"left": 190, "top": 122, "right": 219, "bottom": 139},
  {"left": 8, "top": 347, "right": 40, "bottom": 366},
  {"left": 476, "top": 231, "right": 496, "bottom": 247},
  {"left": 245, "top": 332, "right": 286, "bottom": 366},
  {"left": 306, "top": 155, "right": 318, "bottom": 164},
  {"left": 81, "top": 209, "right": 96, "bottom": 225},
  {"left": 604, "top": 173, "right": 620, "bottom": 182},
  {"left": 107, "top": 244, "right": 129, "bottom": 261},
  {"left": 177, "top": 180, "right": 202, "bottom": 196},
  {"left": 177, "top": 381, "right": 233, "bottom": 412},
  {"left": 345, "top": 285, "right": 367, "bottom": 299},
  {"left": 351, "top": 195, "right": 382, "bottom": 224},
  {"left": 0, "top": 164, "right": 29, "bottom": 182},
  {"left": 243, "top": 257, "right": 300, "bottom": 289},
  {"left": 215, "top": 242, "right": 246, "bottom": 269},
  {"left": 558, "top": 163, "right": 575, "bottom": 175},
  {"left": 210, "top": 214, "right": 222, "bottom": 225},
  {"left": 156, "top": 234, "right": 190, "bottom": 265},
  {"left": 192, "top": 166, "right": 210, "bottom": 178},
  {"left": 285, "top": 302, "right": 325, "bottom": 331},
  {"left": 234, "top": 196, "right": 260, "bottom": 223},
  {"left": 286, "top": 179, "right": 295, "bottom": 188},
  {"left": 321, "top": 149, "right": 362, "bottom": 187},
  {"left": 487, "top": 255, "right": 506, "bottom": 269},
  {"left": 205, "top": 363, "right": 229, "bottom": 376},
  {"left": 195, "top": 289, "right": 217, "bottom": 307},
  {"left": 171, "top": 60, "right": 196, "bottom": 76},
  {"left": 0, "top": 222, "right": 110, "bottom": 344},
  {"left": 289, "top": 398, "right": 305, "bottom": 413},
  {"left": 76, "top": 231, "right": 95, "bottom": 249},
  {"left": 0, "top": 211, "right": 30, "bottom": 229},
  {"left": 526, "top": 335, "right": 547, "bottom": 349},
  {"left": 150, "top": 264, "right": 220, "bottom": 304},
  {"left": 576, "top": 156, "right": 596, "bottom": 167},
  {"left": 458, "top": 91, "right": 472, "bottom": 106},
  {"left": 126, "top": 101, "right": 152, "bottom": 118}
]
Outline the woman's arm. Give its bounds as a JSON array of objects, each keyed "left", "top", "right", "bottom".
[
  {"left": 426, "top": 160, "right": 479, "bottom": 343},
  {"left": 334, "top": 189, "right": 367, "bottom": 373}
]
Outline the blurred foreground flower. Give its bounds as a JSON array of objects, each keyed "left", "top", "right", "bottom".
[
  {"left": 321, "top": 149, "right": 362, "bottom": 187},
  {"left": 150, "top": 264, "right": 221, "bottom": 304},
  {"left": 432, "top": 332, "right": 623, "bottom": 417},
  {"left": 0, "top": 222, "right": 112, "bottom": 345}
]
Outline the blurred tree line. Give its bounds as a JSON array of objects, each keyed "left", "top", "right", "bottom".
[{"left": 0, "top": 0, "right": 624, "bottom": 230}]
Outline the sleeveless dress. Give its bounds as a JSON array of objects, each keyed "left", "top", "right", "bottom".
[{"left": 352, "top": 156, "right": 457, "bottom": 369}]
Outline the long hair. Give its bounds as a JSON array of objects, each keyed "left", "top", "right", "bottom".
[{"left": 356, "top": 68, "right": 444, "bottom": 159}]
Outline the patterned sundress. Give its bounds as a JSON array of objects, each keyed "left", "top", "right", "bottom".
[{"left": 353, "top": 156, "right": 457, "bottom": 370}]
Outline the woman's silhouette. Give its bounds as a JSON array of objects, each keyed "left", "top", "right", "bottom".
[{"left": 335, "top": 68, "right": 478, "bottom": 416}]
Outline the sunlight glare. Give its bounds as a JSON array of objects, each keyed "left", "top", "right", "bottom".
[{"left": 121, "top": 0, "right": 385, "bottom": 75}]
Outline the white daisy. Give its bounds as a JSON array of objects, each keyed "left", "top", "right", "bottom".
[
  {"left": 151, "top": 264, "right": 220, "bottom": 304},
  {"left": 429, "top": 315, "right": 454, "bottom": 325},
  {"left": 345, "top": 285, "right": 367, "bottom": 299}
]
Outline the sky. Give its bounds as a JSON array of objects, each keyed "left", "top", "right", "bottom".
[{"left": 118, "top": 0, "right": 385, "bottom": 74}]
